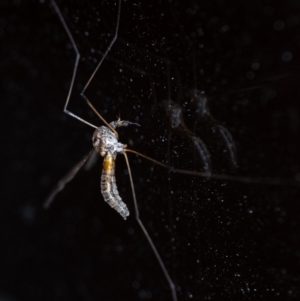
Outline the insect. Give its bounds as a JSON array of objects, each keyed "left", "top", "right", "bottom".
[
  {"left": 45, "top": 1, "right": 300, "bottom": 300},
  {"left": 45, "top": 1, "right": 178, "bottom": 300}
]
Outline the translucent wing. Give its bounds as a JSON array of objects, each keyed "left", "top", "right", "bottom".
[{"left": 44, "top": 149, "right": 96, "bottom": 209}]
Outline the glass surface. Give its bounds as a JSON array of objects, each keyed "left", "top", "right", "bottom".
[{"left": 2, "top": 0, "right": 300, "bottom": 300}]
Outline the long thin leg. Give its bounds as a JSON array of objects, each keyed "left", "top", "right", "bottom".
[
  {"left": 123, "top": 153, "right": 178, "bottom": 301},
  {"left": 125, "top": 149, "right": 300, "bottom": 187},
  {"left": 44, "top": 149, "right": 95, "bottom": 209},
  {"left": 80, "top": 0, "right": 122, "bottom": 135},
  {"left": 50, "top": 0, "right": 97, "bottom": 129}
]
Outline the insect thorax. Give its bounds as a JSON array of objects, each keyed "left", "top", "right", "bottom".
[{"left": 92, "top": 125, "right": 125, "bottom": 157}]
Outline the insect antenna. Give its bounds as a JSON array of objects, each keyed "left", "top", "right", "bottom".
[{"left": 123, "top": 152, "right": 178, "bottom": 301}]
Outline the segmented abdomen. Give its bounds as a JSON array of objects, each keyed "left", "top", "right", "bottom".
[{"left": 101, "top": 154, "right": 129, "bottom": 219}]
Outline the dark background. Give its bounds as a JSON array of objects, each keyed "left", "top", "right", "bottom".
[{"left": 2, "top": 0, "right": 300, "bottom": 300}]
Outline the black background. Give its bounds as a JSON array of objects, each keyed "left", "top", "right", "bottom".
[{"left": 2, "top": 0, "right": 300, "bottom": 300}]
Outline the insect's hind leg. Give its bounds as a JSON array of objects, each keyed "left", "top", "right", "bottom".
[{"left": 123, "top": 152, "right": 178, "bottom": 301}]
